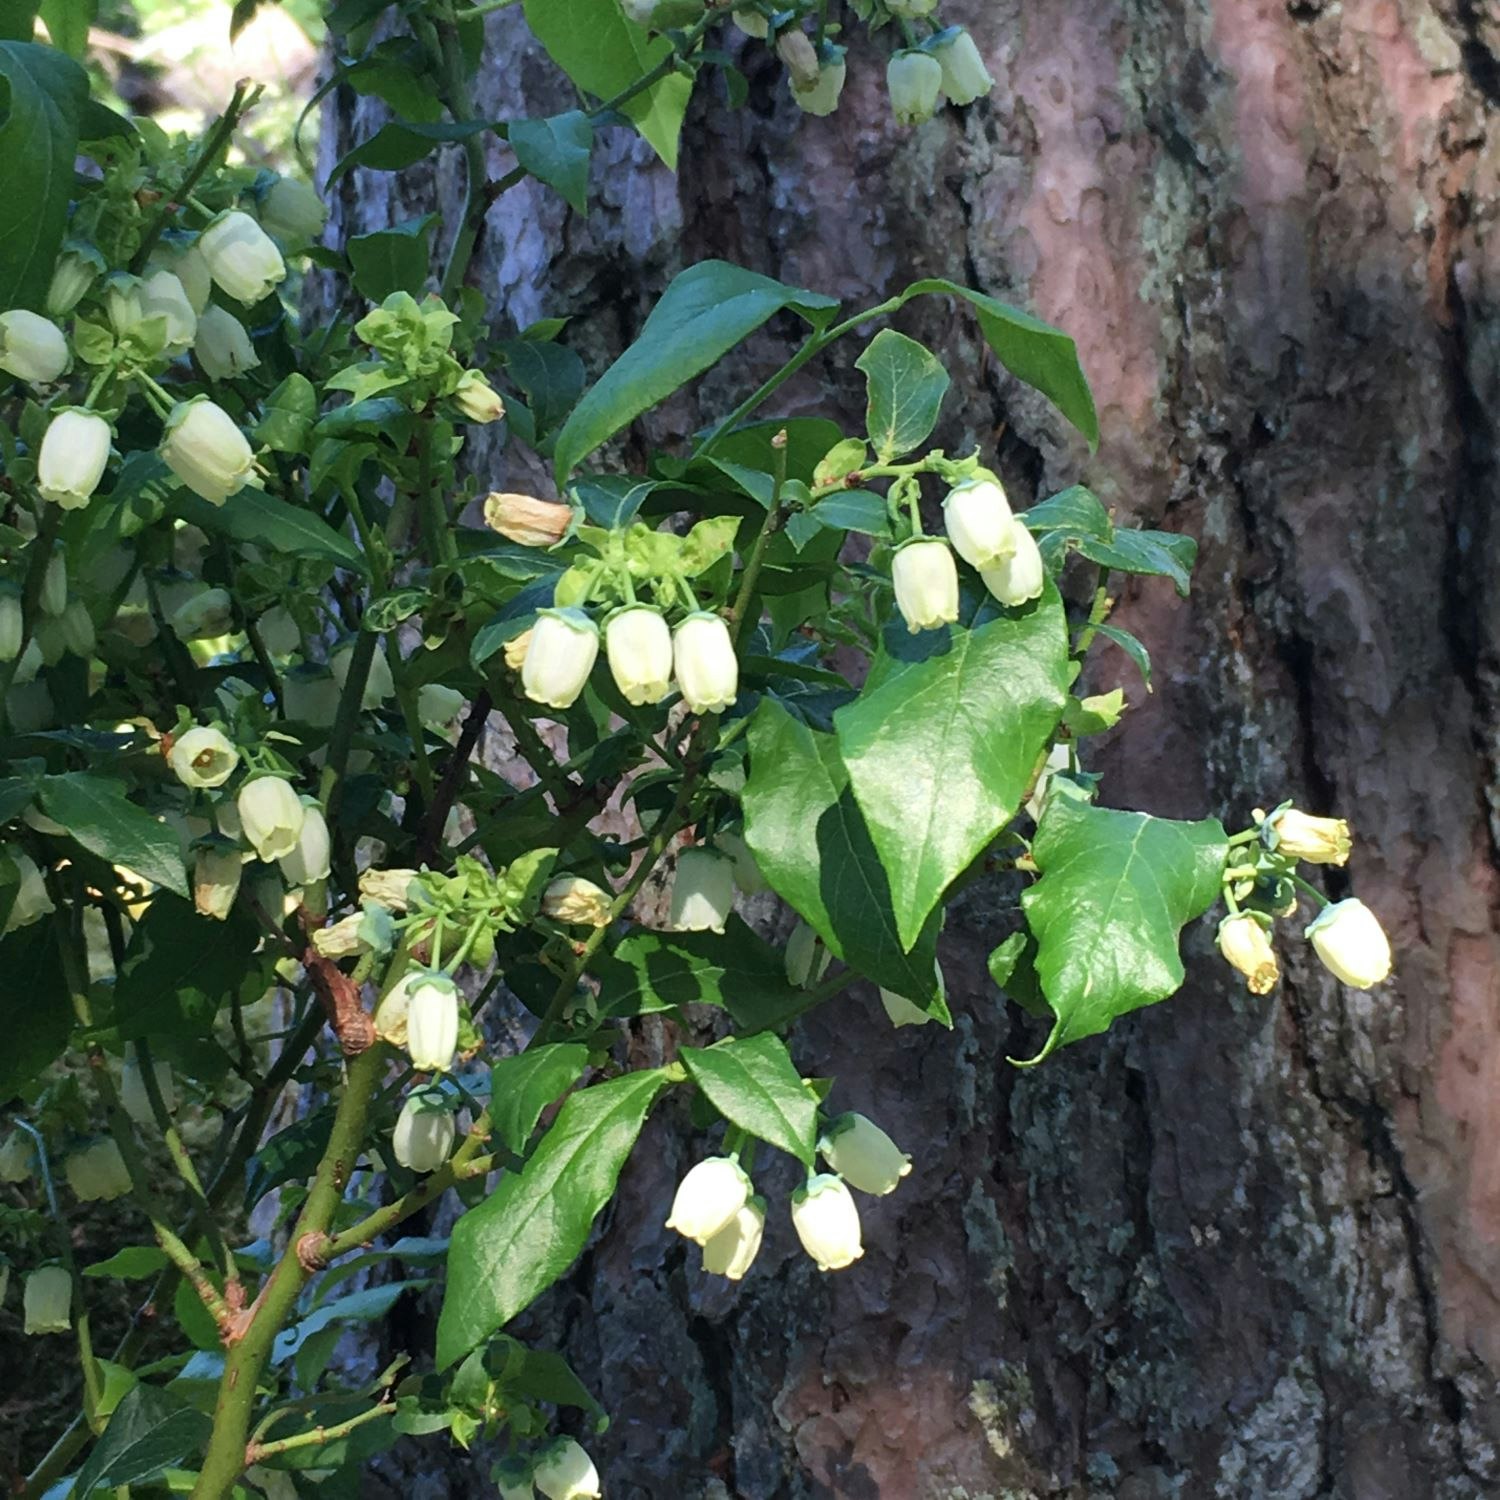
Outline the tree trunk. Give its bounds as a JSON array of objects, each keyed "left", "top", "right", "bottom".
[{"left": 325, "top": 3, "right": 1500, "bottom": 1494}]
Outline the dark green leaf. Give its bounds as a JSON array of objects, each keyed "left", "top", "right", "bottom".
[
  {"left": 255, "top": 373, "right": 318, "bottom": 454},
  {"left": 347, "top": 214, "right": 437, "bottom": 301},
  {"left": 1074, "top": 527, "right": 1196, "bottom": 597},
  {"left": 71, "top": 1384, "right": 212, "bottom": 1498},
  {"left": 570, "top": 473, "right": 654, "bottom": 528},
  {"left": 854, "top": 328, "right": 950, "bottom": 461},
  {"left": 1023, "top": 485, "right": 1112, "bottom": 541},
  {"left": 500, "top": 336, "right": 585, "bottom": 436},
  {"left": 84, "top": 1246, "right": 170, "bottom": 1279},
  {"left": 0, "top": 7, "right": 37, "bottom": 40},
  {"left": 510, "top": 111, "right": 593, "bottom": 213},
  {"left": 244, "top": 1107, "right": 335, "bottom": 1211},
  {"left": 808, "top": 489, "right": 891, "bottom": 538},
  {"left": 273, "top": 1281, "right": 430, "bottom": 1362},
  {"left": 175, "top": 489, "right": 366, "bottom": 575},
  {"left": 327, "top": 118, "right": 496, "bottom": 188},
  {"left": 509, "top": 1349, "right": 605, "bottom": 1427},
  {"left": 39, "top": 773, "right": 188, "bottom": 899},
  {"left": 679, "top": 1032, "right": 816, "bottom": 1166},
  {"left": 489, "top": 1043, "right": 589, "bottom": 1158},
  {"left": 0, "top": 921, "right": 70, "bottom": 1097},
  {"left": 1094, "top": 622, "right": 1152, "bottom": 689},
  {"left": 437, "top": 1069, "right": 668, "bottom": 1368},
  {"left": 987, "top": 930, "right": 1048, "bottom": 1017}
]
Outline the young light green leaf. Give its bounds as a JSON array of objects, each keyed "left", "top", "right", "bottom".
[
  {"left": 1016, "top": 792, "right": 1228, "bottom": 1064},
  {"left": 854, "top": 328, "right": 950, "bottom": 461},
  {"left": 510, "top": 111, "right": 594, "bottom": 214},
  {"left": 834, "top": 583, "right": 1071, "bottom": 951},
  {"left": 83, "top": 1246, "right": 171, "bottom": 1280},
  {"left": 679, "top": 1032, "right": 817, "bottom": 1166},
  {"left": 437, "top": 1069, "right": 668, "bottom": 1368},
  {"left": 489, "top": 1042, "right": 590, "bottom": 1157},
  {"left": 39, "top": 773, "right": 189, "bottom": 899}
]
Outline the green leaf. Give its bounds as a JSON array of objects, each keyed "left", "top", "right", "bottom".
[
  {"left": 71, "top": 1384, "right": 212, "bottom": 1498},
  {"left": 38, "top": 0, "right": 96, "bottom": 57},
  {"left": 510, "top": 111, "right": 593, "bottom": 214},
  {"left": 522, "top": 0, "right": 691, "bottom": 167},
  {"left": 1016, "top": 792, "right": 1228, "bottom": 1064},
  {"left": 39, "top": 773, "right": 188, "bottom": 899},
  {"left": 552, "top": 261, "right": 839, "bottom": 484},
  {"left": 326, "top": 118, "right": 496, "bottom": 188},
  {"left": 0, "top": 921, "right": 70, "bottom": 1096},
  {"left": 1073, "top": 527, "right": 1196, "bottom": 598},
  {"left": 0, "top": 7, "right": 37, "bottom": 40},
  {"left": 489, "top": 1043, "right": 590, "bottom": 1157},
  {"left": 742, "top": 699, "right": 945, "bottom": 1010},
  {"left": 1093, "top": 622, "right": 1152, "bottom": 689},
  {"left": 346, "top": 214, "right": 438, "bottom": 301},
  {"left": 499, "top": 336, "right": 585, "bottom": 435},
  {"left": 987, "top": 929, "right": 1048, "bottom": 1017},
  {"left": 0, "top": 41, "right": 88, "bottom": 309},
  {"left": 84, "top": 1246, "right": 170, "bottom": 1279},
  {"left": 891, "top": 278, "right": 1098, "bottom": 447},
  {"left": 834, "top": 583, "right": 1071, "bottom": 950},
  {"left": 854, "top": 328, "right": 950, "bottom": 461},
  {"left": 437, "top": 1069, "right": 668, "bottom": 1368},
  {"left": 273, "top": 1281, "right": 431, "bottom": 1363},
  {"left": 1023, "top": 484, "right": 1112, "bottom": 541},
  {"left": 808, "top": 489, "right": 891, "bottom": 539},
  {"left": 175, "top": 488, "right": 366, "bottom": 575},
  {"left": 255, "top": 373, "right": 318, "bottom": 454},
  {"left": 679, "top": 1032, "right": 816, "bottom": 1166},
  {"left": 244, "top": 1107, "right": 335, "bottom": 1211}
]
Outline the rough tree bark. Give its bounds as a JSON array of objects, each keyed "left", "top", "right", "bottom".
[{"left": 324, "top": 2, "right": 1500, "bottom": 1494}]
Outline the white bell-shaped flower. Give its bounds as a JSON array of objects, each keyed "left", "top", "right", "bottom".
[
  {"left": 790, "top": 1173, "right": 864, "bottom": 1271},
  {"left": 533, "top": 1439, "right": 601, "bottom": 1500},
  {"left": 665, "top": 1155, "right": 752, "bottom": 1245},
  {"left": 1264, "top": 807, "right": 1351, "bottom": 866},
  {"left": 605, "top": 605, "right": 674, "bottom": 706},
  {"left": 980, "top": 519, "right": 1045, "bottom": 605},
  {"left": 198, "top": 210, "right": 287, "bottom": 305},
  {"left": 672, "top": 611, "right": 738, "bottom": 713},
  {"left": 169, "top": 725, "right": 239, "bottom": 789},
  {"left": 891, "top": 538, "right": 959, "bottom": 633},
  {"left": 943, "top": 476, "right": 1015, "bottom": 571},
  {"left": 1026, "top": 742, "right": 1071, "bottom": 822},
  {"left": 47, "top": 244, "right": 102, "bottom": 317},
  {"left": 120, "top": 1046, "right": 176, "bottom": 1127},
  {"left": 282, "top": 667, "right": 341, "bottom": 727},
  {"left": 785, "top": 920, "right": 832, "bottom": 988},
  {"left": 331, "top": 639, "right": 396, "bottom": 710},
  {"left": 405, "top": 972, "right": 461, "bottom": 1072},
  {"left": 278, "top": 802, "right": 331, "bottom": 888},
  {"left": 733, "top": 7, "right": 768, "bottom": 36},
  {"left": 237, "top": 777, "right": 307, "bottom": 862},
  {"left": 0, "top": 309, "right": 68, "bottom": 384},
  {"left": 66, "top": 1138, "right": 131, "bottom": 1202},
  {"left": 5, "top": 851, "right": 54, "bottom": 933},
  {"left": 933, "top": 26, "right": 995, "bottom": 105},
  {"left": 194, "top": 844, "right": 243, "bottom": 921},
  {"left": 1307, "top": 899, "right": 1392, "bottom": 990},
  {"left": 541, "top": 875, "right": 613, "bottom": 927},
  {"left": 259, "top": 176, "right": 328, "bottom": 244},
  {"left": 139, "top": 270, "right": 198, "bottom": 353},
  {"left": 160, "top": 399, "right": 255, "bottom": 506},
  {"left": 392, "top": 1091, "right": 456, "bottom": 1173},
  {"left": 701, "top": 1196, "right": 765, "bottom": 1281},
  {"left": 171, "top": 587, "right": 236, "bottom": 642},
  {"left": 418, "top": 683, "right": 465, "bottom": 730},
  {"left": 1217, "top": 913, "right": 1280, "bottom": 995},
  {"left": 669, "top": 846, "right": 735, "bottom": 934},
  {"left": 24, "top": 1266, "right": 72, "bottom": 1335},
  {"left": 522, "top": 608, "right": 600, "bottom": 711},
  {"left": 887, "top": 49, "right": 943, "bottom": 127},
  {"left": 0, "top": 589, "right": 20, "bottom": 661},
  {"left": 716, "top": 831, "right": 767, "bottom": 895},
  {"left": 819, "top": 1113, "right": 911, "bottom": 1196},
  {"left": 37, "top": 410, "right": 111, "bottom": 510},
  {"left": 194, "top": 305, "right": 260, "bottom": 381},
  {"left": 60, "top": 599, "right": 94, "bottom": 658}
]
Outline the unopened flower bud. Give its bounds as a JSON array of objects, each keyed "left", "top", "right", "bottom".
[
  {"left": 943, "top": 475, "right": 1015, "bottom": 571},
  {"left": 312, "top": 913, "right": 367, "bottom": 958},
  {"left": 418, "top": 682, "right": 465, "bottom": 730},
  {"left": 199, "top": 210, "right": 287, "bottom": 306},
  {"left": 888, "top": 49, "right": 943, "bottom": 126},
  {"left": 405, "top": 971, "right": 461, "bottom": 1072},
  {"left": 278, "top": 802, "right": 331, "bottom": 888},
  {"left": 451, "top": 369, "right": 505, "bottom": 424},
  {"left": 104, "top": 273, "right": 145, "bottom": 337},
  {"left": 139, "top": 270, "right": 198, "bottom": 353},
  {"left": 892, "top": 537, "right": 959, "bottom": 632},
  {"left": 194, "top": 305, "right": 260, "bottom": 380},
  {"left": 621, "top": 0, "right": 703, "bottom": 26},
  {"left": 38, "top": 410, "right": 111, "bottom": 509},
  {"left": 38, "top": 551, "right": 66, "bottom": 619},
  {"left": 360, "top": 867, "right": 419, "bottom": 911},
  {"left": 716, "top": 831, "right": 766, "bottom": 895},
  {"left": 701, "top": 1196, "right": 765, "bottom": 1281},
  {"left": 66, "top": 1138, "right": 131, "bottom": 1202},
  {"left": 785, "top": 920, "right": 831, "bottom": 988},
  {"left": 1263, "top": 807, "right": 1352, "bottom": 866},
  {"left": 733, "top": 7, "right": 768, "bottom": 36},
  {"left": 533, "top": 1439, "right": 602, "bottom": 1500},
  {"left": 0, "top": 1130, "right": 34, "bottom": 1182},
  {"left": 789, "top": 46, "right": 847, "bottom": 116},
  {"left": 59, "top": 598, "right": 95, "bottom": 658},
  {"left": 332, "top": 639, "right": 396, "bottom": 709},
  {"left": 483, "top": 492, "right": 573, "bottom": 547},
  {"left": 542, "top": 874, "right": 613, "bottom": 926},
  {"left": 522, "top": 608, "right": 599, "bottom": 711},
  {"left": 24, "top": 1266, "right": 72, "bottom": 1335},
  {"left": 194, "top": 843, "right": 243, "bottom": 920},
  {"left": 1217, "top": 912, "right": 1279, "bottom": 995},
  {"left": 160, "top": 399, "right": 255, "bottom": 506},
  {"left": 791, "top": 1173, "right": 864, "bottom": 1270},
  {"left": 670, "top": 846, "right": 735, "bottom": 934},
  {"left": 120, "top": 1046, "right": 176, "bottom": 1126},
  {"left": 932, "top": 26, "right": 995, "bottom": 105},
  {"left": 4, "top": 851, "right": 54, "bottom": 933},
  {"left": 1307, "top": 899, "right": 1392, "bottom": 990},
  {"left": 238, "top": 777, "right": 307, "bottom": 862},
  {"left": 392, "top": 1090, "right": 456, "bottom": 1173},
  {"left": 605, "top": 605, "right": 673, "bottom": 706},
  {"left": 169, "top": 725, "right": 239, "bottom": 789},
  {"left": 259, "top": 176, "right": 328, "bottom": 245},
  {"left": 171, "top": 587, "right": 236, "bottom": 642},
  {"left": 777, "top": 28, "right": 820, "bottom": 89},
  {"left": 672, "top": 611, "right": 738, "bottom": 713},
  {"left": 0, "top": 588, "right": 20, "bottom": 662},
  {"left": 819, "top": 1113, "right": 911, "bottom": 1196},
  {"left": 46, "top": 243, "right": 103, "bottom": 317},
  {"left": 0, "top": 309, "right": 68, "bottom": 384},
  {"left": 665, "top": 1155, "right": 752, "bottom": 1245},
  {"left": 980, "top": 519, "right": 1045, "bottom": 606}
]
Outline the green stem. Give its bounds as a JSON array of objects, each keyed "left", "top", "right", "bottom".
[
  {"left": 1289, "top": 872, "right": 1332, "bottom": 909},
  {"left": 245, "top": 1401, "right": 396, "bottom": 1464},
  {"left": 435, "top": 10, "right": 489, "bottom": 302}
]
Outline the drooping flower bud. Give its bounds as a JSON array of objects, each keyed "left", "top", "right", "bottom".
[
  {"left": 120, "top": 1046, "right": 176, "bottom": 1127},
  {"left": 785, "top": 920, "right": 832, "bottom": 988},
  {"left": 360, "top": 867, "right": 420, "bottom": 912},
  {"left": 198, "top": 210, "right": 287, "bottom": 305},
  {"left": 888, "top": 49, "right": 943, "bottom": 127},
  {"left": 542, "top": 875, "right": 613, "bottom": 927},
  {"left": 104, "top": 273, "right": 145, "bottom": 338},
  {"left": 791, "top": 1173, "right": 864, "bottom": 1271},
  {"left": 605, "top": 605, "right": 674, "bottom": 706},
  {"left": 237, "top": 777, "right": 307, "bottom": 862},
  {"left": 776, "top": 28, "right": 821, "bottom": 89},
  {"left": 1307, "top": 899, "right": 1392, "bottom": 990},
  {"left": 701, "top": 1196, "right": 766, "bottom": 1281},
  {"left": 0, "top": 309, "right": 68, "bottom": 384},
  {"left": 787, "top": 40, "right": 847, "bottom": 116},
  {"left": 418, "top": 682, "right": 465, "bottom": 730},
  {"left": 451, "top": 369, "right": 506, "bottom": 424},
  {"left": 194, "top": 843, "right": 243, "bottom": 921},
  {"left": 139, "top": 270, "right": 198, "bottom": 353},
  {"left": 716, "top": 831, "right": 767, "bottom": 895},
  {"left": 39, "top": 552, "right": 66, "bottom": 618},
  {"left": 522, "top": 608, "right": 600, "bottom": 711},
  {"left": 943, "top": 475, "right": 1015, "bottom": 571},
  {"left": 483, "top": 492, "right": 573, "bottom": 547},
  {"left": 164, "top": 243, "right": 213, "bottom": 315},
  {"left": 672, "top": 611, "right": 739, "bottom": 713},
  {"left": 160, "top": 399, "right": 255, "bottom": 507},
  {"left": 669, "top": 846, "right": 735, "bottom": 934},
  {"left": 4, "top": 851, "right": 54, "bottom": 933},
  {"left": 331, "top": 639, "right": 397, "bottom": 710},
  {"left": 980, "top": 519, "right": 1045, "bottom": 605},
  {"left": 46, "top": 243, "right": 103, "bottom": 317},
  {"left": 1026, "top": 741, "right": 1071, "bottom": 822},
  {"left": 23, "top": 1266, "right": 72, "bottom": 1335},
  {"left": 392, "top": 1090, "right": 457, "bottom": 1173},
  {"left": 732, "top": 7, "right": 768, "bottom": 36},
  {"left": 171, "top": 587, "right": 236, "bottom": 642},
  {"left": 405, "top": 971, "right": 461, "bottom": 1072},
  {"left": 310, "top": 914, "right": 365, "bottom": 959},
  {"left": 932, "top": 26, "right": 995, "bottom": 106},
  {"left": 819, "top": 1113, "right": 911, "bottom": 1196},
  {"left": 168, "top": 725, "right": 239, "bottom": 790},
  {"left": 66, "top": 1138, "right": 131, "bottom": 1202},
  {"left": 258, "top": 176, "right": 328, "bottom": 245},
  {"left": 533, "top": 1439, "right": 602, "bottom": 1500},
  {"left": 37, "top": 409, "right": 111, "bottom": 509},
  {"left": 0, "top": 1129, "right": 34, "bottom": 1182},
  {"left": 665, "top": 1155, "right": 752, "bottom": 1245},
  {"left": 59, "top": 599, "right": 95, "bottom": 659},
  {"left": 891, "top": 538, "right": 959, "bottom": 633},
  {"left": 1263, "top": 807, "right": 1352, "bottom": 866},
  {"left": 194, "top": 305, "right": 260, "bottom": 381},
  {"left": 278, "top": 802, "right": 331, "bottom": 888},
  {"left": 1217, "top": 912, "right": 1279, "bottom": 995},
  {"left": 0, "top": 588, "right": 20, "bottom": 662}
]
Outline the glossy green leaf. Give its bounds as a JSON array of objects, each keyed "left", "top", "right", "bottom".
[
  {"left": 500, "top": 336, "right": 585, "bottom": 435},
  {"left": 438, "top": 1069, "right": 667, "bottom": 1367},
  {"left": 834, "top": 583, "right": 1071, "bottom": 950},
  {"left": 175, "top": 488, "right": 366, "bottom": 575},
  {"left": 84, "top": 1246, "right": 170, "bottom": 1279},
  {"left": 742, "top": 699, "right": 945, "bottom": 1009},
  {"left": 326, "top": 118, "right": 495, "bottom": 188},
  {"left": 679, "top": 1032, "right": 816, "bottom": 1166},
  {"left": 1023, "top": 485, "right": 1196, "bottom": 596},
  {"left": 347, "top": 214, "right": 437, "bottom": 301},
  {"left": 39, "top": 773, "right": 189, "bottom": 899},
  {"left": 1017, "top": 791, "right": 1228, "bottom": 1064},
  {"left": 510, "top": 111, "right": 593, "bottom": 213},
  {"left": 552, "top": 261, "right": 839, "bottom": 484},
  {"left": 808, "top": 489, "right": 891, "bottom": 539},
  {"left": 273, "top": 1281, "right": 431, "bottom": 1363},
  {"left": 71, "top": 1384, "right": 212, "bottom": 1498},
  {"left": 255, "top": 373, "right": 318, "bottom": 454},
  {"left": 0, "top": 41, "right": 88, "bottom": 309},
  {"left": 1094, "top": 622, "right": 1152, "bottom": 689},
  {"left": 854, "top": 328, "right": 950, "bottom": 461},
  {"left": 489, "top": 1043, "right": 590, "bottom": 1158}
]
